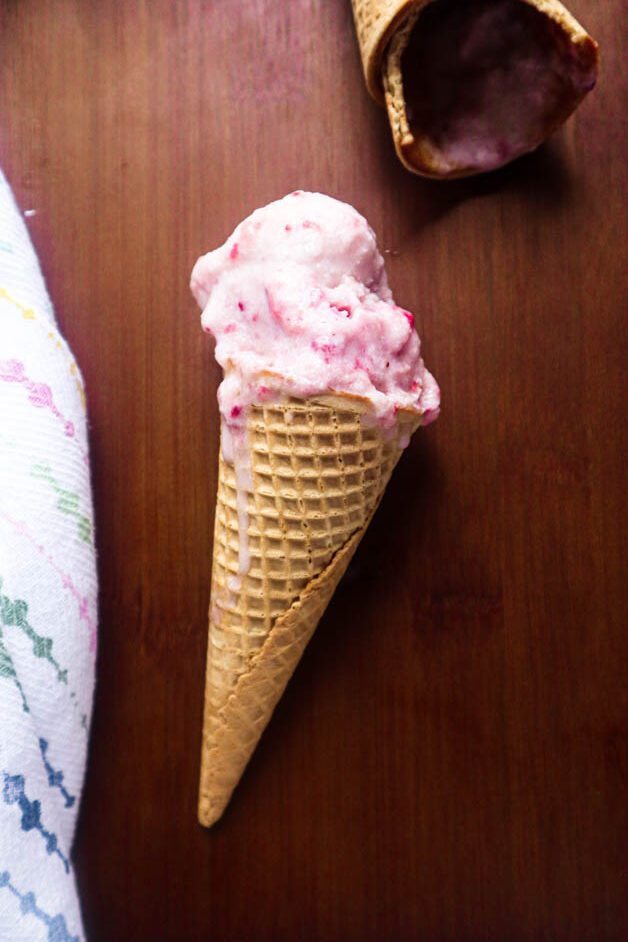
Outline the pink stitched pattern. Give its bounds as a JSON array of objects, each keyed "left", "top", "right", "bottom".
[
  {"left": 0, "top": 286, "right": 87, "bottom": 410},
  {"left": 0, "top": 359, "right": 75, "bottom": 437},
  {"left": 0, "top": 510, "right": 97, "bottom": 653}
]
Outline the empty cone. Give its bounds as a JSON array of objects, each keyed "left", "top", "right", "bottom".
[
  {"left": 198, "top": 395, "right": 419, "bottom": 826},
  {"left": 351, "top": 0, "right": 598, "bottom": 178}
]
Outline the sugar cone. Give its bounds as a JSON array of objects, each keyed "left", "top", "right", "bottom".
[
  {"left": 351, "top": 0, "right": 598, "bottom": 178},
  {"left": 351, "top": 0, "right": 420, "bottom": 102},
  {"left": 198, "top": 395, "right": 419, "bottom": 826}
]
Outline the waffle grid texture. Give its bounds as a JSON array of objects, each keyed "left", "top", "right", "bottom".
[{"left": 198, "top": 397, "right": 418, "bottom": 826}]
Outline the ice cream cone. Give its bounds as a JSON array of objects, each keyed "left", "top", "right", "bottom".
[
  {"left": 351, "top": 0, "right": 420, "bottom": 103},
  {"left": 198, "top": 394, "right": 419, "bottom": 826},
  {"left": 351, "top": 0, "right": 599, "bottom": 178},
  {"left": 192, "top": 191, "right": 439, "bottom": 825}
]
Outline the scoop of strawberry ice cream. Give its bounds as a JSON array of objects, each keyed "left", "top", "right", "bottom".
[{"left": 191, "top": 191, "right": 439, "bottom": 429}]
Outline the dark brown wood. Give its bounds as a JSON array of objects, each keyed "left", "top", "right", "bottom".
[{"left": 1, "top": 2, "right": 625, "bottom": 940}]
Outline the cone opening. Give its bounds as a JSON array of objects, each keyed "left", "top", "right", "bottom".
[{"left": 394, "top": 0, "right": 598, "bottom": 177}]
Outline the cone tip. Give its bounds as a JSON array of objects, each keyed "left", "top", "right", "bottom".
[{"left": 198, "top": 793, "right": 227, "bottom": 828}]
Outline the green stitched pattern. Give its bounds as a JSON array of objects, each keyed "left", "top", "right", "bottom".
[
  {"left": 30, "top": 464, "right": 92, "bottom": 545},
  {"left": 0, "top": 624, "right": 29, "bottom": 712},
  {"left": 0, "top": 578, "right": 67, "bottom": 684}
]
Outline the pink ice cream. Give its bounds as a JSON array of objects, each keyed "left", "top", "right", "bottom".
[{"left": 191, "top": 191, "right": 440, "bottom": 430}]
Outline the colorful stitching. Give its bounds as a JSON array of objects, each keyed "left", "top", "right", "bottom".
[
  {"left": 0, "top": 285, "right": 85, "bottom": 409},
  {"left": 0, "top": 624, "right": 29, "bottom": 712},
  {"left": 38, "top": 739, "right": 76, "bottom": 809},
  {"left": 31, "top": 463, "right": 92, "bottom": 545},
  {"left": 0, "top": 577, "right": 67, "bottom": 682},
  {"left": 0, "top": 576, "right": 88, "bottom": 728},
  {"left": 0, "top": 515, "right": 97, "bottom": 653},
  {"left": 0, "top": 358, "right": 75, "bottom": 437},
  {"left": 0, "top": 871, "right": 79, "bottom": 941},
  {"left": 2, "top": 773, "right": 70, "bottom": 873}
]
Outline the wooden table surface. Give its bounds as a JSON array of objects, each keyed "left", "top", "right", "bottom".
[{"left": 1, "top": 2, "right": 625, "bottom": 940}]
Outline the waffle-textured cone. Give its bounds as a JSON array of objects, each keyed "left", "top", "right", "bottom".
[
  {"left": 351, "top": 0, "right": 598, "bottom": 178},
  {"left": 198, "top": 395, "right": 419, "bottom": 826},
  {"left": 351, "top": 0, "right": 420, "bottom": 102}
]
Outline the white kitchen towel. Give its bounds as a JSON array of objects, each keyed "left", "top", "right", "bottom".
[{"left": 0, "top": 169, "right": 96, "bottom": 942}]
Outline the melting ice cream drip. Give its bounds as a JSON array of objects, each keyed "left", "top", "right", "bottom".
[
  {"left": 221, "top": 415, "right": 253, "bottom": 576},
  {"left": 227, "top": 575, "right": 241, "bottom": 593}
]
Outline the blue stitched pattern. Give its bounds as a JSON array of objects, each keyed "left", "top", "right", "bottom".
[
  {"left": 2, "top": 773, "right": 70, "bottom": 873},
  {"left": 0, "top": 871, "right": 79, "bottom": 941},
  {"left": 38, "top": 740, "right": 75, "bottom": 809}
]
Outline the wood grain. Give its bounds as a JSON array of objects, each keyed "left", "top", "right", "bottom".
[{"left": 1, "top": 2, "right": 625, "bottom": 940}]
